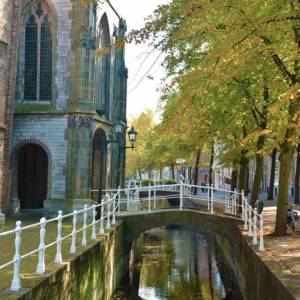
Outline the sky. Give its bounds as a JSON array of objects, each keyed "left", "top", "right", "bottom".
[{"left": 111, "top": 0, "right": 169, "bottom": 121}]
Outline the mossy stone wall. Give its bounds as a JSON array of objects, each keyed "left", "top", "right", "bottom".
[{"left": 0, "top": 222, "right": 129, "bottom": 300}]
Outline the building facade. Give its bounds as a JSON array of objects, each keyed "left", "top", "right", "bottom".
[{"left": 0, "top": 0, "right": 128, "bottom": 215}]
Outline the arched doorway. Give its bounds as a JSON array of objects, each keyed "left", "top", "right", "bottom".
[
  {"left": 92, "top": 129, "right": 107, "bottom": 201},
  {"left": 17, "top": 143, "right": 49, "bottom": 209}
]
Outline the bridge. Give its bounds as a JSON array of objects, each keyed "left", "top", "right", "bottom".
[{"left": 0, "top": 182, "right": 264, "bottom": 294}]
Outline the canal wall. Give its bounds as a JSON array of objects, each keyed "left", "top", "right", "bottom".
[
  {"left": 0, "top": 221, "right": 130, "bottom": 300},
  {"left": 216, "top": 226, "right": 296, "bottom": 300}
]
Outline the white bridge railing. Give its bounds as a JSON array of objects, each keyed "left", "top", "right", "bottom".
[{"left": 0, "top": 182, "right": 264, "bottom": 292}]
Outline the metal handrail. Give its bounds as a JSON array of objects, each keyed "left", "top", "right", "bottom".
[{"left": 0, "top": 183, "right": 263, "bottom": 292}]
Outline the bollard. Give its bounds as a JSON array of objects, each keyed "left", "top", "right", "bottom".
[
  {"left": 99, "top": 203, "right": 104, "bottom": 234},
  {"left": 259, "top": 214, "right": 265, "bottom": 251},
  {"left": 148, "top": 183, "right": 151, "bottom": 213},
  {"left": 55, "top": 210, "right": 63, "bottom": 264},
  {"left": 70, "top": 210, "right": 78, "bottom": 253},
  {"left": 36, "top": 217, "right": 47, "bottom": 274},
  {"left": 210, "top": 185, "right": 214, "bottom": 214},
  {"left": 253, "top": 208, "right": 258, "bottom": 245},
  {"left": 10, "top": 221, "right": 22, "bottom": 291},
  {"left": 82, "top": 205, "right": 88, "bottom": 247},
  {"left": 91, "top": 205, "right": 97, "bottom": 240},
  {"left": 248, "top": 205, "right": 253, "bottom": 237},
  {"left": 106, "top": 196, "right": 111, "bottom": 230}
]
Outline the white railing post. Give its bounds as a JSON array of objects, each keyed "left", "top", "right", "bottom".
[
  {"left": 234, "top": 188, "right": 237, "bottom": 215},
  {"left": 127, "top": 187, "right": 130, "bottom": 210},
  {"left": 70, "top": 210, "right": 77, "bottom": 254},
  {"left": 112, "top": 196, "right": 116, "bottom": 225},
  {"left": 118, "top": 186, "right": 121, "bottom": 212},
  {"left": 36, "top": 217, "right": 46, "bottom": 275},
  {"left": 248, "top": 205, "right": 253, "bottom": 237},
  {"left": 148, "top": 183, "right": 151, "bottom": 213},
  {"left": 91, "top": 205, "right": 97, "bottom": 240},
  {"left": 106, "top": 196, "right": 111, "bottom": 230},
  {"left": 259, "top": 213, "right": 265, "bottom": 251},
  {"left": 82, "top": 204, "right": 88, "bottom": 247},
  {"left": 231, "top": 194, "right": 234, "bottom": 214},
  {"left": 154, "top": 186, "right": 156, "bottom": 210},
  {"left": 207, "top": 185, "right": 210, "bottom": 211},
  {"left": 55, "top": 210, "right": 63, "bottom": 264},
  {"left": 241, "top": 190, "right": 245, "bottom": 221},
  {"left": 99, "top": 202, "right": 104, "bottom": 234},
  {"left": 10, "top": 221, "right": 22, "bottom": 291},
  {"left": 180, "top": 180, "right": 183, "bottom": 210},
  {"left": 210, "top": 184, "right": 214, "bottom": 214},
  {"left": 243, "top": 200, "right": 248, "bottom": 231},
  {"left": 253, "top": 208, "right": 258, "bottom": 245}
]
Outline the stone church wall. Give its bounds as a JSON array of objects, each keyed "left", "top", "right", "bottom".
[{"left": 12, "top": 115, "right": 68, "bottom": 200}]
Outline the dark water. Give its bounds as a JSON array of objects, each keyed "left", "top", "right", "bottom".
[{"left": 113, "top": 225, "right": 241, "bottom": 300}]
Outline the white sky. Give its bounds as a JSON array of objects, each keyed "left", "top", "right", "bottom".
[{"left": 111, "top": 0, "right": 169, "bottom": 121}]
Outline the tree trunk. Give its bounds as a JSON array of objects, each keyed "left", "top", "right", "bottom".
[
  {"left": 231, "top": 168, "right": 238, "bottom": 191},
  {"left": 170, "top": 164, "right": 175, "bottom": 180},
  {"left": 274, "top": 5, "right": 300, "bottom": 235},
  {"left": 245, "top": 166, "right": 250, "bottom": 195},
  {"left": 208, "top": 145, "right": 214, "bottom": 198},
  {"left": 250, "top": 133, "right": 266, "bottom": 206},
  {"left": 193, "top": 149, "right": 201, "bottom": 194},
  {"left": 208, "top": 145, "right": 214, "bottom": 187},
  {"left": 268, "top": 148, "right": 277, "bottom": 201},
  {"left": 160, "top": 168, "right": 163, "bottom": 180},
  {"left": 275, "top": 144, "right": 294, "bottom": 235},
  {"left": 239, "top": 151, "right": 249, "bottom": 193},
  {"left": 295, "top": 143, "right": 300, "bottom": 204},
  {"left": 138, "top": 169, "right": 142, "bottom": 180}
]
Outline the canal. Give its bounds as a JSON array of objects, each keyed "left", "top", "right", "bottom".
[{"left": 112, "top": 225, "right": 242, "bottom": 299}]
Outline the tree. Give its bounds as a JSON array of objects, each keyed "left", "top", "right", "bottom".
[
  {"left": 126, "top": 110, "right": 156, "bottom": 178},
  {"left": 130, "top": 0, "right": 300, "bottom": 235}
]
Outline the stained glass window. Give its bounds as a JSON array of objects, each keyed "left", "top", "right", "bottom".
[
  {"left": 96, "top": 14, "right": 111, "bottom": 117},
  {"left": 23, "top": 4, "right": 52, "bottom": 102},
  {"left": 40, "top": 16, "right": 52, "bottom": 101},
  {"left": 24, "top": 15, "right": 38, "bottom": 100}
]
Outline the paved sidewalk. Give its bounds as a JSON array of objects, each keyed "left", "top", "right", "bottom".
[{"left": 242, "top": 208, "right": 300, "bottom": 298}]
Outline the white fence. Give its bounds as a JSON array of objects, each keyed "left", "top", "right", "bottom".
[{"left": 0, "top": 182, "right": 264, "bottom": 292}]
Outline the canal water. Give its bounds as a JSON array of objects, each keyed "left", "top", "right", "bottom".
[{"left": 112, "top": 225, "right": 242, "bottom": 300}]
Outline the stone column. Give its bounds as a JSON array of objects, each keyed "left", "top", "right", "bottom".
[
  {"left": 0, "top": 0, "right": 13, "bottom": 212},
  {"left": 115, "top": 18, "right": 128, "bottom": 187},
  {"left": 65, "top": 115, "right": 94, "bottom": 212}
]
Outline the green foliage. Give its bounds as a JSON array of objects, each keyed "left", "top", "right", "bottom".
[{"left": 129, "top": 0, "right": 300, "bottom": 234}]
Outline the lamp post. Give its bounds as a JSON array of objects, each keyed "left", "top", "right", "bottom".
[{"left": 98, "top": 123, "right": 137, "bottom": 204}]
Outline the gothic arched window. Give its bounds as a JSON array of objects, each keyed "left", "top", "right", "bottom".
[
  {"left": 23, "top": 3, "right": 52, "bottom": 101},
  {"left": 95, "top": 14, "right": 111, "bottom": 117}
]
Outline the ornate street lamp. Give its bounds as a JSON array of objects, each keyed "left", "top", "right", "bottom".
[{"left": 126, "top": 126, "right": 138, "bottom": 149}]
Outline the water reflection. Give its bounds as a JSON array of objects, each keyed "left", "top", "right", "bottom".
[{"left": 112, "top": 225, "right": 241, "bottom": 300}]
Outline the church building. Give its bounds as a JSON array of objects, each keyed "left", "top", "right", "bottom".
[{"left": 0, "top": 0, "right": 128, "bottom": 215}]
